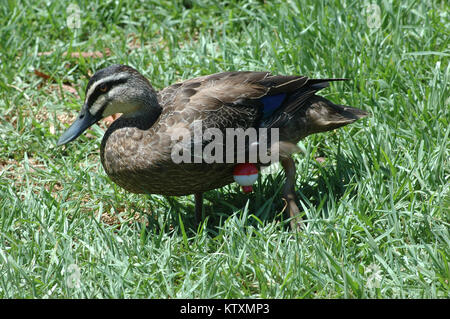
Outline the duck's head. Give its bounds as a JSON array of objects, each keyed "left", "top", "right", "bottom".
[{"left": 57, "top": 64, "right": 160, "bottom": 146}]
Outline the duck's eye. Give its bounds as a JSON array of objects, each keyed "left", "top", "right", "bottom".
[{"left": 99, "top": 84, "right": 108, "bottom": 92}]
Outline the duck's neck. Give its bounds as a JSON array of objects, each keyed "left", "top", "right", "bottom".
[
  {"left": 121, "top": 90, "right": 162, "bottom": 127},
  {"left": 122, "top": 106, "right": 162, "bottom": 127}
]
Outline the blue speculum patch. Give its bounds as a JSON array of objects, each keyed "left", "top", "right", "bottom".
[{"left": 260, "top": 93, "right": 287, "bottom": 119}]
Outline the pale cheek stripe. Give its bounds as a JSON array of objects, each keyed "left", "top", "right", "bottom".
[
  {"left": 97, "top": 86, "right": 123, "bottom": 117},
  {"left": 89, "top": 95, "right": 107, "bottom": 116},
  {"left": 89, "top": 85, "right": 127, "bottom": 117}
]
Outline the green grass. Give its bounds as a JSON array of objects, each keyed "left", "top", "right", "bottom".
[{"left": 0, "top": 0, "right": 449, "bottom": 298}]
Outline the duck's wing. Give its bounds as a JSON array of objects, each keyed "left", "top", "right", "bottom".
[{"left": 157, "top": 71, "right": 347, "bottom": 131}]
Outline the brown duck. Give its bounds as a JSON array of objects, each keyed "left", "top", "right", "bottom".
[{"left": 57, "top": 64, "right": 367, "bottom": 228}]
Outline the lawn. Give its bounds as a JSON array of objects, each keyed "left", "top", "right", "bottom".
[{"left": 0, "top": 0, "right": 448, "bottom": 298}]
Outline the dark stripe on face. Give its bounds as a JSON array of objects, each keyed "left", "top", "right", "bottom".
[
  {"left": 86, "top": 77, "right": 128, "bottom": 110},
  {"left": 85, "top": 64, "right": 124, "bottom": 94}
]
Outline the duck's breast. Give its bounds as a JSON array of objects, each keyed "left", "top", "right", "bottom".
[{"left": 100, "top": 120, "right": 236, "bottom": 196}]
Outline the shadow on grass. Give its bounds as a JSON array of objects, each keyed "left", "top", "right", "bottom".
[{"left": 156, "top": 150, "right": 366, "bottom": 236}]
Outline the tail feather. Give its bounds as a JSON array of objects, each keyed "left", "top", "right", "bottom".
[
  {"left": 306, "top": 96, "right": 369, "bottom": 134},
  {"left": 259, "top": 77, "right": 369, "bottom": 135},
  {"left": 261, "top": 78, "right": 351, "bottom": 128},
  {"left": 334, "top": 104, "right": 369, "bottom": 121}
]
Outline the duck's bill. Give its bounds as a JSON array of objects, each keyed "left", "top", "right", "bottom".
[{"left": 57, "top": 107, "right": 100, "bottom": 146}]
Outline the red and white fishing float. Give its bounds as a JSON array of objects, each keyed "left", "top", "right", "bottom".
[{"left": 233, "top": 163, "right": 259, "bottom": 193}]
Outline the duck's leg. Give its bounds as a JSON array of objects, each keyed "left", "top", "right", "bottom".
[
  {"left": 280, "top": 157, "right": 303, "bottom": 230},
  {"left": 195, "top": 192, "right": 204, "bottom": 222}
]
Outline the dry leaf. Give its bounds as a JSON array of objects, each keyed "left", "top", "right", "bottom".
[
  {"left": 34, "top": 69, "right": 51, "bottom": 80},
  {"left": 34, "top": 68, "right": 79, "bottom": 97},
  {"left": 61, "top": 83, "right": 78, "bottom": 96},
  {"left": 62, "top": 48, "right": 111, "bottom": 59},
  {"left": 315, "top": 157, "right": 326, "bottom": 163},
  {"left": 37, "top": 51, "right": 54, "bottom": 56},
  {"left": 127, "top": 34, "right": 141, "bottom": 50},
  {"left": 38, "top": 48, "right": 111, "bottom": 58}
]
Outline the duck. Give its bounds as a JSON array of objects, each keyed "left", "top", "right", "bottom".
[{"left": 57, "top": 64, "right": 368, "bottom": 229}]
